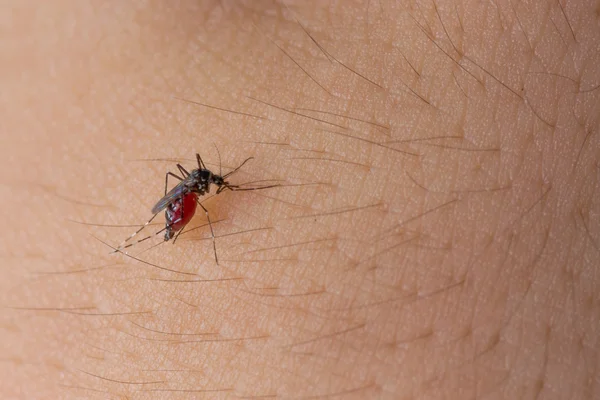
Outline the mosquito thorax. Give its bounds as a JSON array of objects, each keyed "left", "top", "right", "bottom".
[{"left": 189, "top": 169, "right": 212, "bottom": 183}]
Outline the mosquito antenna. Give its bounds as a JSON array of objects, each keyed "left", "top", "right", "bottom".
[{"left": 223, "top": 157, "right": 254, "bottom": 179}]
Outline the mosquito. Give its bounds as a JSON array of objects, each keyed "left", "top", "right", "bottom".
[{"left": 115, "top": 153, "right": 277, "bottom": 264}]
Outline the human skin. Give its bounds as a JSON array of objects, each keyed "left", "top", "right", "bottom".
[{"left": 1, "top": 0, "right": 599, "bottom": 399}]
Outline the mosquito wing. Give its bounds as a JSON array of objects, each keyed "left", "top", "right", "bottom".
[{"left": 151, "top": 181, "right": 190, "bottom": 214}]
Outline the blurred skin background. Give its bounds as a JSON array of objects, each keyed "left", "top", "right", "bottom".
[{"left": 1, "top": 1, "right": 599, "bottom": 399}]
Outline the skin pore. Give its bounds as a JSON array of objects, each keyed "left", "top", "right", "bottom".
[{"left": 1, "top": 0, "right": 599, "bottom": 399}]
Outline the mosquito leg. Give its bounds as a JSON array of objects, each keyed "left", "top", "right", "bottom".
[
  {"left": 216, "top": 182, "right": 280, "bottom": 194},
  {"left": 115, "top": 211, "right": 161, "bottom": 250},
  {"left": 176, "top": 164, "right": 190, "bottom": 178},
  {"left": 165, "top": 171, "right": 184, "bottom": 195},
  {"left": 171, "top": 219, "right": 189, "bottom": 245},
  {"left": 213, "top": 144, "right": 222, "bottom": 176},
  {"left": 114, "top": 224, "right": 168, "bottom": 254},
  {"left": 196, "top": 200, "right": 218, "bottom": 265},
  {"left": 229, "top": 183, "right": 281, "bottom": 191},
  {"left": 196, "top": 153, "right": 206, "bottom": 169}
]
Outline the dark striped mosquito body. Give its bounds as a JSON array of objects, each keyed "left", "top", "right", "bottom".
[{"left": 115, "top": 153, "right": 275, "bottom": 264}]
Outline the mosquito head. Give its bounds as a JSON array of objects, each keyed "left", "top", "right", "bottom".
[
  {"left": 212, "top": 174, "right": 229, "bottom": 192},
  {"left": 215, "top": 175, "right": 241, "bottom": 194}
]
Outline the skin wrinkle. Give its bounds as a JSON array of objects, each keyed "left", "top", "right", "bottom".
[{"left": 0, "top": 0, "right": 599, "bottom": 399}]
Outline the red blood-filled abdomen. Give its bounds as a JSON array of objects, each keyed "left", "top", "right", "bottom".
[{"left": 166, "top": 192, "right": 198, "bottom": 232}]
